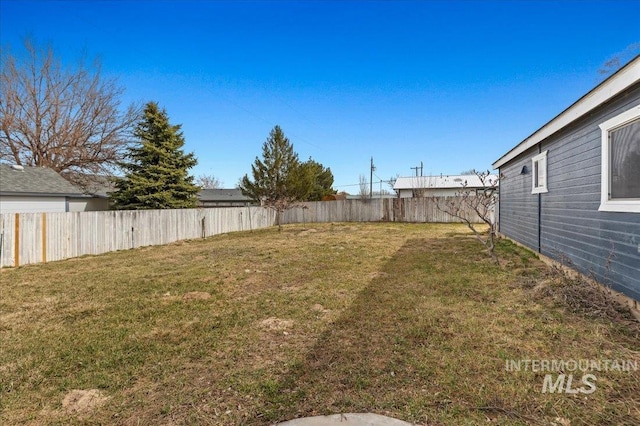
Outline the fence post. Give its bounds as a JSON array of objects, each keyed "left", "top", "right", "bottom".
[
  {"left": 14, "top": 213, "right": 20, "bottom": 267},
  {"left": 42, "top": 213, "right": 47, "bottom": 263}
]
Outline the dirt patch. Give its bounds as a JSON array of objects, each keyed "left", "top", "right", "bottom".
[
  {"left": 182, "top": 291, "right": 211, "bottom": 301},
  {"left": 62, "top": 389, "right": 109, "bottom": 414},
  {"left": 297, "top": 229, "right": 318, "bottom": 237},
  {"left": 369, "top": 271, "right": 389, "bottom": 280},
  {"left": 258, "top": 317, "right": 294, "bottom": 332},
  {"left": 311, "top": 304, "right": 330, "bottom": 314}
]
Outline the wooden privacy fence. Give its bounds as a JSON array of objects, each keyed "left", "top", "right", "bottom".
[
  {"left": 281, "top": 197, "right": 492, "bottom": 224},
  {"left": 0, "top": 207, "right": 275, "bottom": 268},
  {"left": 0, "top": 197, "right": 492, "bottom": 268}
]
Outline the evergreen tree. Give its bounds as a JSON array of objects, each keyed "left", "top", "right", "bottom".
[
  {"left": 239, "top": 125, "right": 312, "bottom": 228},
  {"left": 301, "top": 158, "right": 336, "bottom": 201},
  {"left": 110, "top": 102, "right": 199, "bottom": 209}
]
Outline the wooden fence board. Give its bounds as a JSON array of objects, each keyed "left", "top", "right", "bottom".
[
  {"left": 0, "top": 207, "right": 277, "bottom": 268},
  {"left": 0, "top": 197, "right": 492, "bottom": 268},
  {"left": 280, "top": 197, "right": 488, "bottom": 224}
]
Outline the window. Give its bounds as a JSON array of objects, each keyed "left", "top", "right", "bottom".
[
  {"left": 599, "top": 106, "right": 640, "bottom": 213},
  {"left": 531, "top": 151, "right": 548, "bottom": 194}
]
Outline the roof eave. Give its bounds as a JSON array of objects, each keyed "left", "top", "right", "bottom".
[{"left": 0, "top": 191, "right": 86, "bottom": 197}]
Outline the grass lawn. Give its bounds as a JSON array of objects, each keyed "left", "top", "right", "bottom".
[{"left": 0, "top": 223, "right": 638, "bottom": 425}]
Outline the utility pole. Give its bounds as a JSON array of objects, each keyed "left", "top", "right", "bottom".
[
  {"left": 411, "top": 161, "right": 425, "bottom": 177},
  {"left": 370, "top": 156, "right": 375, "bottom": 199}
]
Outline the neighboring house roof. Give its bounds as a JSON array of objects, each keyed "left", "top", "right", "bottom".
[
  {"left": 61, "top": 171, "right": 115, "bottom": 198},
  {"left": 198, "top": 188, "right": 253, "bottom": 202},
  {"left": 493, "top": 55, "right": 640, "bottom": 169},
  {"left": 0, "top": 164, "right": 84, "bottom": 196},
  {"left": 87, "top": 180, "right": 115, "bottom": 198},
  {"left": 393, "top": 174, "right": 498, "bottom": 190}
]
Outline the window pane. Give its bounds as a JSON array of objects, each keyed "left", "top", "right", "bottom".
[{"left": 610, "top": 118, "right": 640, "bottom": 199}]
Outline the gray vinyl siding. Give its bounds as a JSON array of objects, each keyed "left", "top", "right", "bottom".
[
  {"left": 0, "top": 195, "right": 68, "bottom": 213},
  {"left": 499, "top": 147, "right": 540, "bottom": 251},
  {"left": 499, "top": 82, "right": 640, "bottom": 301}
]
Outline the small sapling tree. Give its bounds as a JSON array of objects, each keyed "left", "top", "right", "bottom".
[{"left": 432, "top": 170, "right": 500, "bottom": 262}]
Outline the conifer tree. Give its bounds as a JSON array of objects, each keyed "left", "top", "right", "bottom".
[
  {"left": 301, "top": 158, "right": 336, "bottom": 201},
  {"left": 110, "top": 102, "right": 198, "bottom": 209},
  {"left": 239, "top": 125, "right": 312, "bottom": 228}
]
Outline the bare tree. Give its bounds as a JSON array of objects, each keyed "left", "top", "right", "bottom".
[
  {"left": 196, "top": 173, "right": 222, "bottom": 189},
  {"left": 432, "top": 170, "right": 500, "bottom": 262},
  {"left": 597, "top": 43, "right": 640, "bottom": 80},
  {"left": 358, "top": 174, "right": 369, "bottom": 200},
  {"left": 387, "top": 174, "right": 398, "bottom": 191},
  {"left": 374, "top": 188, "right": 391, "bottom": 196},
  {"left": 0, "top": 39, "right": 139, "bottom": 186}
]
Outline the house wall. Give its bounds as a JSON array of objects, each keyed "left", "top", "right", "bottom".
[
  {"left": 67, "top": 197, "right": 110, "bottom": 212},
  {"left": 398, "top": 188, "right": 473, "bottom": 198},
  {"left": 0, "top": 195, "right": 67, "bottom": 214},
  {"left": 498, "top": 146, "right": 541, "bottom": 252},
  {"left": 499, "top": 82, "right": 640, "bottom": 301}
]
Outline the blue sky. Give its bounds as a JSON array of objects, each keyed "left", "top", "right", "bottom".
[{"left": 2, "top": 0, "right": 639, "bottom": 191}]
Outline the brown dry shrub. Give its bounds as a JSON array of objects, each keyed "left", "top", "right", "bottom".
[{"left": 530, "top": 263, "right": 637, "bottom": 325}]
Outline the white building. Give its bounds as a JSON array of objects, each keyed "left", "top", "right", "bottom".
[
  {"left": 0, "top": 164, "right": 109, "bottom": 213},
  {"left": 393, "top": 174, "right": 498, "bottom": 198}
]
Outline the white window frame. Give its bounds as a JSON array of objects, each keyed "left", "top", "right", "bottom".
[
  {"left": 531, "top": 150, "right": 548, "bottom": 194},
  {"left": 598, "top": 105, "right": 640, "bottom": 213}
]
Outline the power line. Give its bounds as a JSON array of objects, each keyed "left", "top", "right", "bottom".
[
  {"left": 333, "top": 183, "right": 363, "bottom": 188},
  {"left": 215, "top": 90, "right": 324, "bottom": 150},
  {"left": 334, "top": 178, "right": 395, "bottom": 189}
]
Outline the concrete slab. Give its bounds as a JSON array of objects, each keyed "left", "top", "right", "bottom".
[{"left": 278, "top": 413, "right": 413, "bottom": 426}]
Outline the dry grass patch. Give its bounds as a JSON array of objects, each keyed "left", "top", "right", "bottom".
[{"left": 0, "top": 223, "right": 638, "bottom": 425}]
